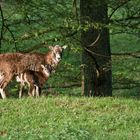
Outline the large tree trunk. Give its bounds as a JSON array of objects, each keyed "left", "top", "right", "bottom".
[{"left": 80, "top": 0, "right": 112, "bottom": 96}]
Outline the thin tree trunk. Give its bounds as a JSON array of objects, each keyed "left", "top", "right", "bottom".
[{"left": 80, "top": 0, "right": 112, "bottom": 96}]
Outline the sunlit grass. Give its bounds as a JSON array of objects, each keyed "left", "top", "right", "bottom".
[{"left": 0, "top": 96, "right": 140, "bottom": 140}]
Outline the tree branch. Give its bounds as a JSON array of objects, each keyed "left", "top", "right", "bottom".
[
  {"left": 0, "top": 4, "right": 17, "bottom": 52},
  {"left": 72, "top": 0, "right": 78, "bottom": 18},
  {"left": 0, "top": 4, "right": 4, "bottom": 53},
  {"left": 110, "top": 15, "right": 140, "bottom": 23},
  {"left": 22, "top": 30, "right": 78, "bottom": 52},
  {"left": 112, "top": 52, "right": 140, "bottom": 58},
  {"left": 108, "top": 0, "right": 131, "bottom": 22},
  {"left": 4, "top": 24, "right": 17, "bottom": 51},
  {"left": 19, "top": 28, "right": 55, "bottom": 41},
  {"left": 46, "top": 83, "right": 81, "bottom": 89}
]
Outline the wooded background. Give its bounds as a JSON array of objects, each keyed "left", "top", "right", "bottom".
[{"left": 0, "top": 0, "right": 140, "bottom": 97}]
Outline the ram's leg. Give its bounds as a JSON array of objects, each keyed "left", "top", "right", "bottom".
[
  {"left": 16, "top": 74, "right": 25, "bottom": 98},
  {"left": 28, "top": 83, "right": 35, "bottom": 97},
  {"left": 0, "top": 74, "right": 13, "bottom": 99},
  {"left": 23, "top": 73, "right": 34, "bottom": 97},
  {"left": 0, "top": 72, "right": 6, "bottom": 99},
  {"left": 39, "top": 87, "right": 42, "bottom": 96},
  {"left": 0, "top": 88, "right": 6, "bottom": 99},
  {"left": 19, "top": 82, "right": 24, "bottom": 98},
  {"left": 34, "top": 85, "right": 40, "bottom": 97}
]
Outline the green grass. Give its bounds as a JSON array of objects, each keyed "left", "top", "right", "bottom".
[
  {"left": 0, "top": 96, "right": 140, "bottom": 140},
  {"left": 0, "top": 3, "right": 140, "bottom": 140}
]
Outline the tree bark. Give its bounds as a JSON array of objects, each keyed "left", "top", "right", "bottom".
[{"left": 80, "top": 0, "right": 112, "bottom": 96}]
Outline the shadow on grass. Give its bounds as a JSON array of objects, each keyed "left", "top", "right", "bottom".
[
  {"left": 113, "top": 77, "right": 140, "bottom": 99},
  {"left": 2, "top": 78, "right": 140, "bottom": 100},
  {"left": 113, "top": 88, "right": 140, "bottom": 100}
]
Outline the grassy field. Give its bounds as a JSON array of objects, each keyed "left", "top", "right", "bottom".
[
  {"left": 0, "top": 2, "right": 140, "bottom": 140},
  {"left": 0, "top": 96, "right": 140, "bottom": 140}
]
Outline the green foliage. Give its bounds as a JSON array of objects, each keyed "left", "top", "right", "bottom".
[
  {"left": 0, "top": 97, "right": 140, "bottom": 140},
  {"left": 0, "top": 0, "right": 139, "bottom": 96},
  {"left": 111, "top": 33, "right": 140, "bottom": 97},
  {"left": 0, "top": 2, "right": 140, "bottom": 140}
]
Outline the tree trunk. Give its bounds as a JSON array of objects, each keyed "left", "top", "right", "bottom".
[{"left": 80, "top": 0, "right": 112, "bottom": 96}]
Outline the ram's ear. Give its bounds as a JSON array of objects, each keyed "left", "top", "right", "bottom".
[
  {"left": 62, "top": 45, "right": 67, "bottom": 50},
  {"left": 48, "top": 46, "right": 53, "bottom": 50}
]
